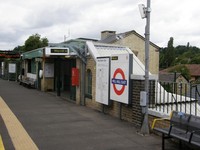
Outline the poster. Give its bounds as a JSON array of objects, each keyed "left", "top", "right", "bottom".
[
  {"left": 95, "top": 57, "right": 110, "bottom": 105},
  {"left": 8, "top": 63, "right": 16, "bottom": 73},
  {"left": 44, "top": 63, "right": 54, "bottom": 77}
]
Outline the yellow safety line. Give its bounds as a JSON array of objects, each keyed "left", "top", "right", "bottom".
[
  {"left": 0, "top": 96, "right": 38, "bottom": 150},
  {"left": 0, "top": 135, "right": 5, "bottom": 150}
]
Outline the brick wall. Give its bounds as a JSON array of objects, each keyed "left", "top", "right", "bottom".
[
  {"left": 149, "top": 115, "right": 170, "bottom": 134},
  {"left": 113, "top": 33, "right": 159, "bottom": 75},
  {"left": 131, "top": 79, "right": 144, "bottom": 127},
  {"left": 84, "top": 57, "right": 157, "bottom": 128},
  {"left": 85, "top": 56, "right": 102, "bottom": 111},
  {"left": 121, "top": 104, "right": 132, "bottom": 122}
]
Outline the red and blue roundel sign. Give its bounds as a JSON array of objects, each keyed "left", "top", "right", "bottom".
[
  {"left": 110, "top": 53, "right": 132, "bottom": 104},
  {"left": 112, "top": 68, "right": 127, "bottom": 95}
]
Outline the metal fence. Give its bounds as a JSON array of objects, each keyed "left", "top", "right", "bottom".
[{"left": 149, "top": 81, "right": 200, "bottom": 116}]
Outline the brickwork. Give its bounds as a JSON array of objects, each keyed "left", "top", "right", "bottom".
[
  {"left": 85, "top": 57, "right": 133, "bottom": 120},
  {"left": 131, "top": 79, "right": 157, "bottom": 127},
  {"left": 82, "top": 31, "right": 159, "bottom": 128},
  {"left": 149, "top": 115, "right": 170, "bottom": 134},
  {"left": 113, "top": 33, "right": 159, "bottom": 75},
  {"left": 84, "top": 57, "right": 157, "bottom": 128},
  {"left": 103, "top": 102, "right": 119, "bottom": 117},
  {"left": 121, "top": 104, "right": 132, "bottom": 122},
  {"left": 132, "top": 80, "right": 144, "bottom": 127},
  {"left": 85, "top": 56, "right": 102, "bottom": 111}
]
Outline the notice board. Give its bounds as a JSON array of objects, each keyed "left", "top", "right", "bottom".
[
  {"left": 44, "top": 63, "right": 54, "bottom": 77},
  {"left": 95, "top": 57, "right": 110, "bottom": 105},
  {"left": 8, "top": 63, "right": 16, "bottom": 73}
]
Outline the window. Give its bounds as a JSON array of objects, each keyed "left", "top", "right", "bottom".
[
  {"left": 86, "top": 69, "right": 92, "bottom": 99},
  {"left": 28, "top": 59, "right": 31, "bottom": 73},
  {"left": 27, "top": 59, "right": 36, "bottom": 74}
]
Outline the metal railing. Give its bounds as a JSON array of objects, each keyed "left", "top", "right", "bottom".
[{"left": 149, "top": 81, "right": 200, "bottom": 116}]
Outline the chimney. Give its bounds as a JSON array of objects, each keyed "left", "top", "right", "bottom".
[{"left": 101, "top": 30, "right": 116, "bottom": 40}]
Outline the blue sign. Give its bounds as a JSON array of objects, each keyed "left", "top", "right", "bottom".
[{"left": 112, "top": 78, "right": 127, "bottom": 85}]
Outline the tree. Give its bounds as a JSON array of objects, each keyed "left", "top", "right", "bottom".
[
  {"left": 13, "top": 45, "right": 25, "bottom": 53},
  {"left": 159, "top": 37, "right": 175, "bottom": 69},
  {"left": 159, "top": 47, "right": 167, "bottom": 69},
  {"left": 159, "top": 38, "right": 200, "bottom": 69},
  {"left": 165, "top": 37, "right": 175, "bottom": 67},
  {"left": 24, "top": 33, "right": 48, "bottom": 52},
  {"left": 187, "top": 42, "right": 190, "bottom": 49}
]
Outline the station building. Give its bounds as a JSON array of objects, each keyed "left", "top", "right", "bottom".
[
  {"left": 20, "top": 30, "right": 160, "bottom": 127},
  {"left": 20, "top": 39, "right": 86, "bottom": 102},
  {"left": 0, "top": 50, "right": 20, "bottom": 81}
]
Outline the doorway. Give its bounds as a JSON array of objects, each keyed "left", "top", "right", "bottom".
[{"left": 55, "top": 58, "right": 76, "bottom": 101}]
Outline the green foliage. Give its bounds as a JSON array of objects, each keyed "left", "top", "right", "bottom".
[
  {"left": 161, "top": 83, "right": 173, "bottom": 93},
  {"left": 166, "top": 37, "right": 175, "bottom": 66},
  {"left": 160, "top": 38, "right": 200, "bottom": 69},
  {"left": 13, "top": 45, "right": 25, "bottom": 53},
  {"left": 168, "top": 65, "right": 191, "bottom": 80},
  {"left": 190, "top": 56, "right": 200, "bottom": 64},
  {"left": 13, "top": 33, "right": 49, "bottom": 52},
  {"left": 159, "top": 37, "right": 175, "bottom": 69},
  {"left": 173, "top": 46, "right": 200, "bottom": 65},
  {"left": 159, "top": 47, "right": 167, "bottom": 68},
  {"left": 24, "top": 34, "right": 48, "bottom": 52}
]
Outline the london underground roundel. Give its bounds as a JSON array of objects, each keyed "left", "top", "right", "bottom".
[
  {"left": 112, "top": 68, "right": 127, "bottom": 95},
  {"left": 110, "top": 53, "right": 133, "bottom": 104}
]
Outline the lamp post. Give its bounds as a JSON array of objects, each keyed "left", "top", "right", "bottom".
[{"left": 139, "top": 0, "right": 151, "bottom": 135}]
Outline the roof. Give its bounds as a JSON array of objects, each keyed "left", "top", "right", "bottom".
[
  {"left": 159, "top": 73, "right": 181, "bottom": 82},
  {"left": 87, "top": 41, "right": 148, "bottom": 75},
  {"left": 0, "top": 50, "right": 20, "bottom": 58},
  {"left": 92, "top": 42, "right": 131, "bottom": 57},
  {"left": 160, "top": 64, "right": 200, "bottom": 77},
  {"left": 22, "top": 48, "right": 43, "bottom": 59},
  {"left": 185, "top": 64, "right": 200, "bottom": 77},
  {"left": 77, "top": 38, "right": 98, "bottom": 42},
  {"left": 99, "top": 30, "right": 160, "bottom": 49},
  {"left": 22, "top": 39, "right": 87, "bottom": 63}
]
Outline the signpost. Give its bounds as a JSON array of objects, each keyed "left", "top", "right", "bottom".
[{"left": 110, "top": 53, "right": 133, "bottom": 104}]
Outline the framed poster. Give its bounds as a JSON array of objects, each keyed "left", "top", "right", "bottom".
[
  {"left": 95, "top": 57, "right": 110, "bottom": 105},
  {"left": 44, "top": 63, "right": 54, "bottom": 77},
  {"left": 8, "top": 63, "right": 16, "bottom": 73}
]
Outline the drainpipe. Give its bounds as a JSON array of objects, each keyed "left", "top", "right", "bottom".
[
  {"left": 81, "top": 45, "right": 88, "bottom": 106},
  {"left": 57, "top": 58, "right": 61, "bottom": 96},
  {"left": 20, "top": 53, "right": 23, "bottom": 82},
  {"left": 81, "top": 62, "right": 86, "bottom": 105}
]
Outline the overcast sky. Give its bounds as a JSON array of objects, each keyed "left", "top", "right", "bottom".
[{"left": 0, "top": 0, "right": 200, "bottom": 50}]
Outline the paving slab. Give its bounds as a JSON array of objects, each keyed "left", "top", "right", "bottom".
[{"left": 0, "top": 79, "right": 180, "bottom": 150}]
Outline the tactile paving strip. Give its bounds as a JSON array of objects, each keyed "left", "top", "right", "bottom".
[{"left": 0, "top": 96, "right": 38, "bottom": 150}]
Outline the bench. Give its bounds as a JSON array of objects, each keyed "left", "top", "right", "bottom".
[
  {"left": 151, "top": 111, "right": 200, "bottom": 150},
  {"left": 20, "top": 77, "right": 36, "bottom": 88}
]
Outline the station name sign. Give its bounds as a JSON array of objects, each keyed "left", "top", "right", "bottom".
[
  {"left": 51, "top": 49, "right": 68, "bottom": 53},
  {"left": 111, "top": 56, "right": 118, "bottom": 60},
  {"left": 45, "top": 47, "right": 70, "bottom": 56}
]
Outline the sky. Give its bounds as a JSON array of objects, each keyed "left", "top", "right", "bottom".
[{"left": 0, "top": 0, "right": 200, "bottom": 50}]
